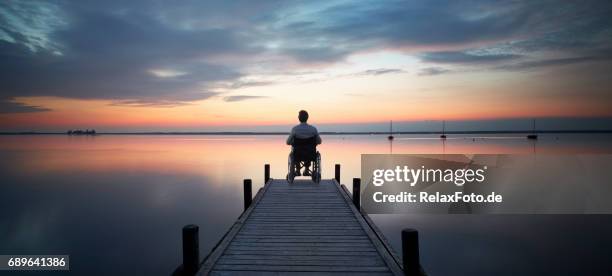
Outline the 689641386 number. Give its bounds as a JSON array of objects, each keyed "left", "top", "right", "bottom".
[{"left": 0, "top": 255, "right": 69, "bottom": 271}]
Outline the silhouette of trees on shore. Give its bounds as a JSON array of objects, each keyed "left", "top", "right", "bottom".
[{"left": 67, "top": 129, "right": 96, "bottom": 135}]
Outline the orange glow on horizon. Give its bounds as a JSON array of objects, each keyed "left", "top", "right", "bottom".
[{"left": 1, "top": 81, "right": 610, "bottom": 131}]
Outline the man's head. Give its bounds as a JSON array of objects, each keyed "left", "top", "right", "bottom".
[{"left": 298, "top": 110, "right": 309, "bottom": 123}]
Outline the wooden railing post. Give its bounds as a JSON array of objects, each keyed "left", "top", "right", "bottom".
[
  {"left": 402, "top": 228, "right": 420, "bottom": 275},
  {"left": 182, "top": 224, "right": 199, "bottom": 275},
  {"left": 244, "top": 179, "right": 252, "bottom": 210},
  {"left": 334, "top": 164, "right": 341, "bottom": 183},
  {"left": 352, "top": 178, "right": 361, "bottom": 210},
  {"left": 264, "top": 164, "right": 270, "bottom": 184}
]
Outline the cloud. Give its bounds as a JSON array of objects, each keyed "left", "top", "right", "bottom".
[
  {"left": 420, "top": 51, "right": 521, "bottom": 64},
  {"left": 110, "top": 99, "right": 191, "bottom": 108},
  {"left": 0, "top": 1, "right": 67, "bottom": 54},
  {"left": 0, "top": 99, "right": 51, "bottom": 113},
  {"left": 418, "top": 67, "right": 451, "bottom": 76},
  {"left": 229, "top": 80, "right": 275, "bottom": 89},
  {"left": 223, "top": 95, "right": 268, "bottom": 102},
  {"left": 494, "top": 56, "right": 611, "bottom": 71},
  {"left": 281, "top": 46, "right": 353, "bottom": 64},
  {"left": 148, "top": 69, "right": 188, "bottom": 79},
  {"left": 357, "top": 68, "right": 405, "bottom": 76}
]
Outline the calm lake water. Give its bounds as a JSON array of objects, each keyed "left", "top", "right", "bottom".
[{"left": 1, "top": 134, "right": 612, "bottom": 275}]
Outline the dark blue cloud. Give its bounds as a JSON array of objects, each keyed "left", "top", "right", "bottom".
[
  {"left": 315, "top": 1, "right": 527, "bottom": 45},
  {"left": 358, "top": 68, "right": 404, "bottom": 76},
  {"left": 418, "top": 67, "right": 451, "bottom": 76},
  {"left": 495, "top": 56, "right": 602, "bottom": 71},
  {"left": 229, "top": 81, "right": 275, "bottom": 90},
  {"left": 0, "top": 99, "right": 50, "bottom": 113},
  {"left": 420, "top": 51, "right": 521, "bottom": 64}
]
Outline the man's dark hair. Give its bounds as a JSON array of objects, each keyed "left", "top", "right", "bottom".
[{"left": 298, "top": 110, "right": 309, "bottom": 123}]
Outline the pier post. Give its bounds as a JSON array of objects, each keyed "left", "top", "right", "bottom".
[
  {"left": 264, "top": 164, "right": 270, "bottom": 184},
  {"left": 402, "top": 228, "right": 420, "bottom": 276},
  {"left": 335, "top": 164, "right": 341, "bottom": 183},
  {"left": 352, "top": 178, "right": 361, "bottom": 210},
  {"left": 244, "top": 179, "right": 252, "bottom": 210},
  {"left": 182, "top": 224, "right": 199, "bottom": 275}
]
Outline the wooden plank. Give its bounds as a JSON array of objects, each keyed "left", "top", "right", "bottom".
[
  {"left": 241, "top": 223, "right": 362, "bottom": 227},
  {"left": 236, "top": 229, "right": 366, "bottom": 232},
  {"left": 245, "top": 218, "right": 358, "bottom": 221},
  {"left": 249, "top": 213, "right": 354, "bottom": 216},
  {"left": 240, "top": 222, "right": 359, "bottom": 226},
  {"left": 216, "top": 258, "right": 386, "bottom": 266},
  {"left": 224, "top": 249, "right": 380, "bottom": 258},
  {"left": 249, "top": 213, "right": 353, "bottom": 217},
  {"left": 251, "top": 209, "right": 352, "bottom": 212},
  {"left": 236, "top": 232, "right": 366, "bottom": 236},
  {"left": 235, "top": 233, "right": 366, "bottom": 237},
  {"left": 226, "top": 246, "right": 376, "bottom": 252},
  {"left": 253, "top": 208, "right": 350, "bottom": 211},
  {"left": 243, "top": 222, "right": 358, "bottom": 225},
  {"left": 239, "top": 226, "right": 363, "bottom": 230},
  {"left": 222, "top": 250, "right": 381, "bottom": 256},
  {"left": 231, "top": 237, "right": 370, "bottom": 243},
  {"left": 239, "top": 229, "right": 362, "bottom": 233},
  {"left": 236, "top": 225, "right": 361, "bottom": 229},
  {"left": 229, "top": 242, "right": 374, "bottom": 247},
  {"left": 262, "top": 198, "right": 342, "bottom": 200},
  {"left": 211, "top": 264, "right": 390, "bottom": 272},
  {"left": 210, "top": 270, "right": 392, "bottom": 276},
  {"left": 257, "top": 202, "right": 348, "bottom": 205},
  {"left": 218, "top": 254, "right": 382, "bottom": 261}
]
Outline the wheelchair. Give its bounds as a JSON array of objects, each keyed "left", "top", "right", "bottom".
[{"left": 286, "top": 137, "right": 321, "bottom": 183}]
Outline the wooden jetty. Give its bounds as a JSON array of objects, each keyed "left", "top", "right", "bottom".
[{"left": 175, "top": 164, "right": 423, "bottom": 276}]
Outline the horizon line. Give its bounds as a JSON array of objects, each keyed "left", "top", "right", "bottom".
[{"left": 1, "top": 129, "right": 612, "bottom": 135}]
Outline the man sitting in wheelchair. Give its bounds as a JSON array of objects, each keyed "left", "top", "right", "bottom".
[{"left": 286, "top": 110, "right": 322, "bottom": 183}]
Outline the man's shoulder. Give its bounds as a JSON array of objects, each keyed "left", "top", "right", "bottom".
[
  {"left": 300, "top": 123, "right": 318, "bottom": 131},
  {"left": 293, "top": 123, "right": 318, "bottom": 134}
]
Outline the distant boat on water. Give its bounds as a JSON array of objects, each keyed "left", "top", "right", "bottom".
[
  {"left": 440, "top": 120, "right": 447, "bottom": 139},
  {"left": 67, "top": 129, "right": 96, "bottom": 135},
  {"left": 527, "top": 119, "right": 538, "bottom": 140},
  {"left": 387, "top": 120, "right": 394, "bottom": 140}
]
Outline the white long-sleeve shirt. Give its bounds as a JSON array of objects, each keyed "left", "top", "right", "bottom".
[{"left": 286, "top": 122, "right": 322, "bottom": 145}]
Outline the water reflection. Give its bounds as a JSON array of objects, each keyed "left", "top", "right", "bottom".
[
  {"left": 0, "top": 134, "right": 611, "bottom": 275},
  {"left": 372, "top": 214, "right": 612, "bottom": 275}
]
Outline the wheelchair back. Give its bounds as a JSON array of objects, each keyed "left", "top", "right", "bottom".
[{"left": 292, "top": 136, "right": 318, "bottom": 161}]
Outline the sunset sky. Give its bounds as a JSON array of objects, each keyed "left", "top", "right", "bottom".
[{"left": 1, "top": 1, "right": 611, "bottom": 132}]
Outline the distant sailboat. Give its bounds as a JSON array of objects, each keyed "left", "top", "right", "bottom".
[
  {"left": 387, "top": 120, "right": 394, "bottom": 140},
  {"left": 527, "top": 119, "right": 538, "bottom": 140},
  {"left": 440, "top": 120, "right": 447, "bottom": 139}
]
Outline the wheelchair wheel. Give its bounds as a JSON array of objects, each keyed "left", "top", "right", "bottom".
[
  {"left": 311, "top": 152, "right": 321, "bottom": 183},
  {"left": 287, "top": 154, "right": 295, "bottom": 183}
]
